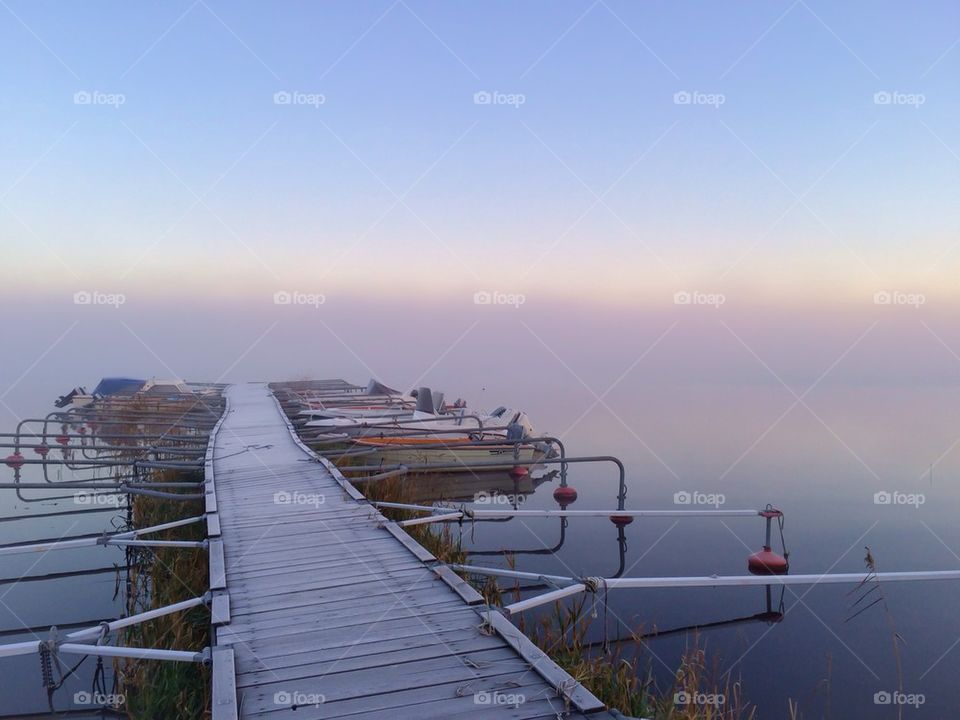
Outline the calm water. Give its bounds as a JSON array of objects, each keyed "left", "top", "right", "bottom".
[
  {"left": 3, "top": 375, "right": 960, "bottom": 717},
  {"left": 0, "top": 465, "right": 126, "bottom": 717},
  {"left": 448, "top": 382, "right": 960, "bottom": 718}
]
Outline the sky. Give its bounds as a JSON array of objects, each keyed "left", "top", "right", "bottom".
[
  {"left": 2, "top": 1, "right": 960, "bottom": 417},
  {"left": 2, "top": 1, "right": 959, "bottom": 302}
]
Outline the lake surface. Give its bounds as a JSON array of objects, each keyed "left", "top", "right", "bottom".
[{"left": 2, "top": 374, "right": 960, "bottom": 717}]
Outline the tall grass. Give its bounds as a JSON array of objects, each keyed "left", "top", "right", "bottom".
[
  {"left": 118, "top": 472, "right": 210, "bottom": 719},
  {"left": 359, "top": 473, "right": 466, "bottom": 564}
]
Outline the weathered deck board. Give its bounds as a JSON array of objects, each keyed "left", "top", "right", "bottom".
[{"left": 209, "top": 383, "right": 608, "bottom": 719}]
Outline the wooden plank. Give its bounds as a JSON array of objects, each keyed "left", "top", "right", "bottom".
[
  {"left": 240, "top": 649, "right": 528, "bottom": 712},
  {"left": 209, "top": 539, "right": 226, "bottom": 590},
  {"left": 382, "top": 520, "right": 436, "bottom": 562},
  {"left": 433, "top": 565, "right": 485, "bottom": 605},
  {"left": 240, "top": 674, "right": 552, "bottom": 720},
  {"left": 211, "top": 590, "right": 230, "bottom": 626},
  {"left": 206, "top": 512, "right": 221, "bottom": 538},
  {"left": 482, "top": 609, "right": 606, "bottom": 714},
  {"left": 211, "top": 646, "right": 238, "bottom": 720},
  {"left": 205, "top": 487, "right": 217, "bottom": 514},
  {"left": 235, "top": 634, "right": 505, "bottom": 686},
  {"left": 228, "top": 574, "right": 444, "bottom": 614},
  {"left": 229, "top": 612, "right": 482, "bottom": 659},
  {"left": 216, "top": 597, "right": 468, "bottom": 640},
  {"left": 331, "top": 694, "right": 573, "bottom": 720}
]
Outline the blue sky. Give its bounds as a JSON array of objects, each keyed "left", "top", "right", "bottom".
[{"left": 1, "top": 1, "right": 959, "bottom": 303}]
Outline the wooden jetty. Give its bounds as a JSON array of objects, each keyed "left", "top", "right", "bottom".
[{"left": 207, "top": 382, "right": 609, "bottom": 719}]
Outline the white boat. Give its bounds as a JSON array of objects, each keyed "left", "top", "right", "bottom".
[{"left": 350, "top": 436, "right": 550, "bottom": 470}]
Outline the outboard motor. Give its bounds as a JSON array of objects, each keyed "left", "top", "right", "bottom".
[
  {"left": 415, "top": 387, "right": 435, "bottom": 415},
  {"left": 506, "top": 422, "right": 527, "bottom": 441},
  {"left": 54, "top": 387, "right": 85, "bottom": 408}
]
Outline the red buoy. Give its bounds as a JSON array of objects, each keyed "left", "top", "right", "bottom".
[
  {"left": 508, "top": 465, "right": 529, "bottom": 481},
  {"left": 610, "top": 515, "right": 634, "bottom": 527},
  {"left": 553, "top": 485, "right": 578, "bottom": 506},
  {"left": 748, "top": 546, "right": 789, "bottom": 575},
  {"left": 34, "top": 444, "right": 50, "bottom": 457},
  {"left": 4, "top": 452, "right": 25, "bottom": 470}
]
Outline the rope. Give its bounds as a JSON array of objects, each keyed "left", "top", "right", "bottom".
[
  {"left": 777, "top": 511, "right": 790, "bottom": 571},
  {"left": 601, "top": 577, "right": 610, "bottom": 655}
]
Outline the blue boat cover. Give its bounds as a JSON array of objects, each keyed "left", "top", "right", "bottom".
[{"left": 93, "top": 377, "right": 145, "bottom": 396}]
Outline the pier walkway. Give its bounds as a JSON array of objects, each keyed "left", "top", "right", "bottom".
[{"left": 206, "top": 383, "right": 609, "bottom": 719}]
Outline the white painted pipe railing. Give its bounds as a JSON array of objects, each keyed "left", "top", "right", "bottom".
[
  {"left": 0, "top": 640, "right": 42, "bottom": 658},
  {"left": 59, "top": 643, "right": 205, "bottom": 663},
  {"left": 0, "top": 537, "right": 207, "bottom": 555},
  {"left": 112, "top": 515, "right": 205, "bottom": 539},
  {"left": 395, "top": 507, "right": 763, "bottom": 527},
  {"left": 398, "top": 512, "right": 467, "bottom": 527},
  {"left": 0, "top": 516, "right": 207, "bottom": 556},
  {"left": 66, "top": 595, "right": 208, "bottom": 642},
  {"left": 502, "top": 570, "right": 960, "bottom": 615},
  {"left": 376, "top": 501, "right": 763, "bottom": 519},
  {"left": 448, "top": 563, "right": 575, "bottom": 586},
  {"left": 0, "top": 595, "right": 209, "bottom": 656}
]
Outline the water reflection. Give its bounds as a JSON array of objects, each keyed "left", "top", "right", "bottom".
[{"left": 395, "top": 468, "right": 553, "bottom": 505}]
